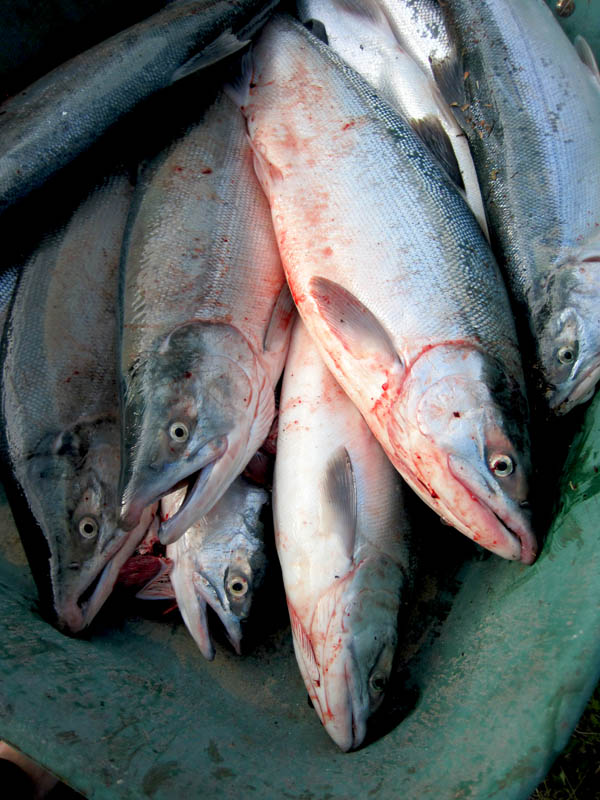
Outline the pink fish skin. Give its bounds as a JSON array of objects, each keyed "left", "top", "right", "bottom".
[
  {"left": 228, "top": 14, "right": 536, "bottom": 564},
  {"left": 274, "top": 320, "right": 412, "bottom": 751}
]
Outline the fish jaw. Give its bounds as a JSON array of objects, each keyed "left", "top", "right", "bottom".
[
  {"left": 54, "top": 503, "right": 158, "bottom": 633},
  {"left": 289, "top": 557, "right": 403, "bottom": 751},
  {"left": 119, "top": 435, "right": 228, "bottom": 533},
  {"left": 119, "top": 322, "right": 275, "bottom": 540},
  {"left": 390, "top": 345, "right": 536, "bottom": 563}
]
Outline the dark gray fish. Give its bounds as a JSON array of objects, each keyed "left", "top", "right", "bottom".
[
  {"left": 0, "top": 0, "right": 278, "bottom": 213},
  {"left": 445, "top": 0, "right": 600, "bottom": 413},
  {"left": 1, "top": 173, "right": 156, "bottom": 633},
  {"left": 0, "top": 267, "right": 19, "bottom": 335}
]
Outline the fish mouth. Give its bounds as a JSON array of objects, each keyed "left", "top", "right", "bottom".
[
  {"left": 56, "top": 506, "right": 158, "bottom": 634},
  {"left": 119, "top": 436, "right": 227, "bottom": 535},
  {"left": 447, "top": 456, "right": 536, "bottom": 564},
  {"left": 549, "top": 361, "right": 600, "bottom": 415},
  {"left": 158, "top": 437, "right": 229, "bottom": 545}
]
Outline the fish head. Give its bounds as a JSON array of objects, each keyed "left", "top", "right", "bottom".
[
  {"left": 291, "top": 555, "right": 405, "bottom": 751},
  {"left": 164, "top": 480, "right": 267, "bottom": 658},
  {"left": 25, "top": 419, "right": 155, "bottom": 632},
  {"left": 401, "top": 345, "right": 535, "bottom": 563},
  {"left": 120, "top": 322, "right": 268, "bottom": 544},
  {"left": 536, "top": 258, "right": 600, "bottom": 413}
]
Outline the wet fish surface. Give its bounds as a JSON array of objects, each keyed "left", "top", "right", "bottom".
[
  {"left": 119, "top": 89, "right": 294, "bottom": 546},
  {"left": 163, "top": 476, "right": 268, "bottom": 660},
  {"left": 1, "top": 173, "right": 157, "bottom": 632},
  {"left": 445, "top": 0, "right": 600, "bottom": 413},
  {"left": 230, "top": 14, "right": 536, "bottom": 563},
  {"left": 0, "top": 0, "right": 278, "bottom": 213},
  {"left": 297, "top": 0, "right": 488, "bottom": 234},
  {"left": 274, "top": 320, "right": 412, "bottom": 751}
]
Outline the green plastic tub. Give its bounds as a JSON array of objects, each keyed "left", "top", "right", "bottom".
[{"left": 1, "top": 2, "right": 600, "bottom": 798}]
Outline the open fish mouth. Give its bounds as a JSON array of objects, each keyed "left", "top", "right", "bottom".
[
  {"left": 56, "top": 506, "right": 158, "bottom": 634},
  {"left": 447, "top": 457, "right": 536, "bottom": 564},
  {"left": 158, "top": 437, "right": 229, "bottom": 545},
  {"left": 119, "top": 436, "right": 227, "bottom": 534},
  {"left": 549, "top": 361, "right": 600, "bottom": 415}
]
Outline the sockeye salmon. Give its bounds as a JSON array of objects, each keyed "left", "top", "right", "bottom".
[
  {"left": 118, "top": 90, "right": 294, "bottom": 546},
  {"left": 444, "top": 0, "right": 600, "bottom": 414},
  {"left": 229, "top": 15, "right": 536, "bottom": 563},
  {"left": 274, "top": 319, "right": 412, "bottom": 751},
  {"left": 1, "top": 173, "right": 157, "bottom": 632}
]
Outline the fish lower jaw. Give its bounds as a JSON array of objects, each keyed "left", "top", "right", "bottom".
[{"left": 549, "top": 361, "right": 600, "bottom": 414}]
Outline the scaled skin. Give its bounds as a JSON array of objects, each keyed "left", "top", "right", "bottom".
[
  {"left": 1, "top": 174, "right": 157, "bottom": 632},
  {"left": 163, "top": 476, "right": 268, "bottom": 660},
  {"left": 274, "top": 320, "right": 412, "bottom": 751},
  {"left": 231, "top": 16, "right": 536, "bottom": 563},
  {"left": 119, "top": 91, "right": 294, "bottom": 546},
  {"left": 446, "top": 0, "right": 600, "bottom": 413}
]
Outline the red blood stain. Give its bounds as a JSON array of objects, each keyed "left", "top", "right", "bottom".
[
  {"left": 342, "top": 120, "right": 356, "bottom": 130},
  {"left": 322, "top": 246, "right": 333, "bottom": 257},
  {"left": 202, "top": 168, "right": 212, "bottom": 174}
]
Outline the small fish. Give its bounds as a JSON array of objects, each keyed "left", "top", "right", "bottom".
[
  {"left": 162, "top": 477, "right": 268, "bottom": 660},
  {"left": 1, "top": 173, "right": 157, "bottom": 632},
  {"left": 274, "top": 320, "right": 412, "bottom": 751},
  {"left": 445, "top": 0, "right": 600, "bottom": 413},
  {"left": 118, "top": 90, "right": 294, "bottom": 546},
  {"left": 0, "top": 0, "right": 278, "bottom": 213},
  {"left": 229, "top": 15, "right": 536, "bottom": 563}
]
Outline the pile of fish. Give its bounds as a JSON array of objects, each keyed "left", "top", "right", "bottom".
[{"left": 1, "top": 0, "right": 599, "bottom": 752}]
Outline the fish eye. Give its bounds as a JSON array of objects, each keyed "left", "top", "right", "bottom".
[
  {"left": 78, "top": 516, "right": 99, "bottom": 539},
  {"left": 557, "top": 345, "right": 575, "bottom": 366},
  {"left": 489, "top": 454, "right": 514, "bottom": 477},
  {"left": 227, "top": 575, "right": 249, "bottom": 597},
  {"left": 369, "top": 672, "right": 387, "bottom": 694},
  {"left": 169, "top": 421, "right": 189, "bottom": 443}
]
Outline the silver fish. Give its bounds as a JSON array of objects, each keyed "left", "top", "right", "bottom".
[
  {"left": 1, "top": 174, "right": 157, "bottom": 632},
  {"left": 163, "top": 477, "right": 268, "bottom": 660},
  {"left": 297, "top": 0, "right": 488, "bottom": 234},
  {"left": 274, "top": 319, "right": 412, "bottom": 751},
  {"left": 118, "top": 90, "right": 294, "bottom": 546},
  {"left": 445, "top": 0, "right": 600, "bottom": 413},
  {"left": 0, "top": 0, "right": 278, "bottom": 213},
  {"left": 229, "top": 15, "right": 536, "bottom": 563}
]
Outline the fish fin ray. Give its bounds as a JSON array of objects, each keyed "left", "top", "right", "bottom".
[
  {"left": 409, "top": 115, "right": 464, "bottom": 190},
  {"left": 135, "top": 562, "right": 175, "bottom": 600},
  {"left": 289, "top": 602, "right": 321, "bottom": 685},
  {"left": 224, "top": 49, "right": 254, "bottom": 108},
  {"left": 171, "top": 30, "right": 248, "bottom": 83},
  {"left": 575, "top": 35, "right": 600, "bottom": 85},
  {"left": 263, "top": 283, "right": 296, "bottom": 354},
  {"left": 320, "top": 447, "right": 357, "bottom": 560},
  {"left": 308, "top": 277, "right": 403, "bottom": 371},
  {"left": 431, "top": 56, "right": 465, "bottom": 109}
]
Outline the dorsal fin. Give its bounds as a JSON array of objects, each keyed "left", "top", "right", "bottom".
[{"left": 409, "top": 115, "right": 464, "bottom": 190}]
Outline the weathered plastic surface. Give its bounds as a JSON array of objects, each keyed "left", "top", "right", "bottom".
[{"left": 1, "top": 2, "right": 600, "bottom": 798}]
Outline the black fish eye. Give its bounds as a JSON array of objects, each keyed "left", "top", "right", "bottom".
[
  {"left": 557, "top": 345, "right": 575, "bottom": 365},
  {"left": 369, "top": 672, "right": 387, "bottom": 694},
  {"left": 169, "top": 421, "right": 189, "bottom": 442},
  {"left": 489, "top": 454, "right": 514, "bottom": 477},
  {"left": 78, "top": 516, "right": 98, "bottom": 539},
  {"left": 227, "top": 576, "right": 248, "bottom": 597}
]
